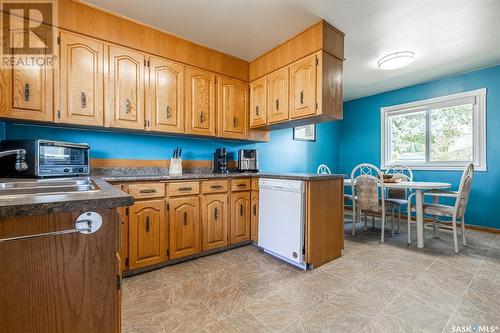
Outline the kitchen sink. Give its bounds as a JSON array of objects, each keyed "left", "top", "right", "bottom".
[{"left": 0, "top": 178, "right": 100, "bottom": 197}]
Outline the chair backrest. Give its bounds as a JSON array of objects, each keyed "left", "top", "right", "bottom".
[
  {"left": 351, "top": 164, "right": 385, "bottom": 212},
  {"left": 317, "top": 164, "right": 331, "bottom": 175},
  {"left": 385, "top": 165, "right": 413, "bottom": 199},
  {"left": 455, "top": 163, "right": 474, "bottom": 218}
]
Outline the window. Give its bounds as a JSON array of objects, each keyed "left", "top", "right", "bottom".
[{"left": 381, "top": 89, "right": 486, "bottom": 171}]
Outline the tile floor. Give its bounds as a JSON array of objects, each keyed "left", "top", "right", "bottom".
[{"left": 122, "top": 220, "right": 500, "bottom": 333}]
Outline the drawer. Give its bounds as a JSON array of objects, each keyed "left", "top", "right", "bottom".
[
  {"left": 251, "top": 178, "right": 259, "bottom": 190},
  {"left": 231, "top": 179, "right": 251, "bottom": 191},
  {"left": 168, "top": 181, "right": 200, "bottom": 196},
  {"left": 202, "top": 180, "right": 229, "bottom": 193},
  {"left": 128, "top": 183, "right": 165, "bottom": 199}
]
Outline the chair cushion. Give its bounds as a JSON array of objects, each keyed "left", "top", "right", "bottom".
[
  {"left": 385, "top": 198, "right": 408, "bottom": 206},
  {"left": 410, "top": 203, "right": 455, "bottom": 217}
]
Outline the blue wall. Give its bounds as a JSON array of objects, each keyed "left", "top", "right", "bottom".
[
  {"left": 4, "top": 120, "right": 340, "bottom": 174},
  {"left": 339, "top": 65, "right": 500, "bottom": 228}
]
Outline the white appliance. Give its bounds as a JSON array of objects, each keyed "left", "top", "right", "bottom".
[{"left": 258, "top": 178, "right": 307, "bottom": 269}]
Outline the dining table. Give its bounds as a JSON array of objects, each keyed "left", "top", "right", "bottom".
[{"left": 344, "top": 179, "right": 452, "bottom": 248}]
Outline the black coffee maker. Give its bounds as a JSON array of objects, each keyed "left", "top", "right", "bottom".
[{"left": 212, "top": 148, "right": 228, "bottom": 173}]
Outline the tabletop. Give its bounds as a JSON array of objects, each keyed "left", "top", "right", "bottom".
[{"left": 344, "top": 179, "right": 451, "bottom": 190}]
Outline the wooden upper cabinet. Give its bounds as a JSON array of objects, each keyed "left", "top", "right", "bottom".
[
  {"left": 217, "top": 76, "right": 249, "bottom": 139},
  {"left": 249, "top": 77, "right": 267, "bottom": 127},
  {"left": 290, "top": 54, "right": 318, "bottom": 119},
  {"left": 148, "top": 57, "right": 183, "bottom": 133},
  {"left": 59, "top": 32, "right": 104, "bottom": 126},
  {"left": 202, "top": 194, "right": 228, "bottom": 251},
  {"left": 230, "top": 191, "right": 251, "bottom": 244},
  {"left": 128, "top": 200, "right": 166, "bottom": 270},
  {"left": 107, "top": 45, "right": 145, "bottom": 130},
  {"left": 168, "top": 196, "right": 201, "bottom": 259},
  {"left": 184, "top": 66, "right": 216, "bottom": 136},
  {"left": 267, "top": 67, "right": 289, "bottom": 124}
]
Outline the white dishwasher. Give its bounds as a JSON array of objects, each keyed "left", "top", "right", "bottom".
[{"left": 258, "top": 178, "right": 307, "bottom": 269}]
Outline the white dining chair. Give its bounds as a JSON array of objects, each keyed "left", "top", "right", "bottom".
[
  {"left": 407, "top": 163, "right": 474, "bottom": 253},
  {"left": 317, "top": 164, "right": 331, "bottom": 175},
  {"left": 350, "top": 163, "right": 388, "bottom": 242},
  {"left": 384, "top": 165, "right": 413, "bottom": 235}
]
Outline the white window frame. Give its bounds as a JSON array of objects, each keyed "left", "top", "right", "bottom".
[{"left": 381, "top": 88, "right": 487, "bottom": 171}]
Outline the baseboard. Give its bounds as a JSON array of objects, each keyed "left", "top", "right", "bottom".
[{"left": 344, "top": 207, "right": 500, "bottom": 234}]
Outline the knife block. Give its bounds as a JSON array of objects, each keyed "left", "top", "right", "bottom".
[{"left": 169, "top": 158, "right": 182, "bottom": 175}]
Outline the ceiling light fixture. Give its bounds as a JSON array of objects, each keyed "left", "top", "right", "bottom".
[{"left": 378, "top": 51, "right": 416, "bottom": 70}]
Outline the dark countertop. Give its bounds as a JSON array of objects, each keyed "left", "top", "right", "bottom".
[
  {"left": 0, "top": 177, "right": 134, "bottom": 219},
  {"left": 100, "top": 172, "right": 346, "bottom": 182}
]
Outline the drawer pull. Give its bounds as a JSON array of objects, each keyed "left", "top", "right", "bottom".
[
  {"left": 210, "top": 185, "right": 223, "bottom": 189},
  {"left": 236, "top": 183, "right": 247, "bottom": 188},
  {"left": 139, "top": 189, "right": 157, "bottom": 194},
  {"left": 178, "top": 186, "right": 193, "bottom": 191},
  {"left": 145, "top": 216, "right": 150, "bottom": 232},
  {"left": 183, "top": 211, "right": 188, "bottom": 225}
]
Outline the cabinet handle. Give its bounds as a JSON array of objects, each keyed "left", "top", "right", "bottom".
[
  {"left": 233, "top": 116, "right": 237, "bottom": 127},
  {"left": 166, "top": 105, "right": 171, "bottom": 119},
  {"left": 139, "top": 189, "right": 157, "bottom": 194},
  {"left": 199, "top": 111, "right": 205, "bottom": 123},
  {"left": 145, "top": 216, "right": 150, "bottom": 232},
  {"left": 210, "top": 185, "right": 223, "bottom": 189},
  {"left": 183, "top": 211, "right": 188, "bottom": 226},
  {"left": 214, "top": 207, "right": 218, "bottom": 221},
  {"left": 236, "top": 183, "right": 246, "bottom": 188},
  {"left": 147, "top": 120, "right": 150, "bottom": 127},
  {"left": 255, "top": 106, "right": 259, "bottom": 116},
  {"left": 24, "top": 83, "right": 30, "bottom": 101},
  {"left": 275, "top": 98, "right": 279, "bottom": 111},
  {"left": 125, "top": 98, "right": 131, "bottom": 113},
  {"left": 240, "top": 204, "right": 244, "bottom": 217},
  {"left": 253, "top": 204, "right": 256, "bottom": 216},
  {"left": 178, "top": 186, "right": 192, "bottom": 191},
  {"left": 300, "top": 91, "right": 304, "bottom": 104},
  {"left": 81, "top": 92, "right": 87, "bottom": 108}
]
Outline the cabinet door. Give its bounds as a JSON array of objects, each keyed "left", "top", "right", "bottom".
[
  {"left": 59, "top": 32, "right": 104, "bottom": 126},
  {"left": 267, "top": 67, "right": 289, "bottom": 124},
  {"left": 251, "top": 191, "right": 259, "bottom": 242},
  {"left": 230, "top": 191, "right": 251, "bottom": 243},
  {"left": 217, "top": 76, "right": 248, "bottom": 139},
  {"left": 169, "top": 196, "right": 201, "bottom": 259},
  {"left": 128, "top": 200, "right": 166, "bottom": 270},
  {"left": 290, "top": 54, "right": 317, "bottom": 119},
  {"left": 184, "top": 66, "right": 216, "bottom": 136},
  {"left": 108, "top": 45, "right": 145, "bottom": 130},
  {"left": 148, "top": 57, "right": 183, "bottom": 133},
  {"left": 249, "top": 77, "right": 267, "bottom": 127},
  {"left": 0, "top": 64, "right": 53, "bottom": 122},
  {"left": 202, "top": 193, "right": 228, "bottom": 251}
]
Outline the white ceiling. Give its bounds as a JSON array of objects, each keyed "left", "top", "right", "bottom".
[{"left": 82, "top": 0, "right": 500, "bottom": 101}]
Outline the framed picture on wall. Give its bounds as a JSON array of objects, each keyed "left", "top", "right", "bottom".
[{"left": 293, "top": 124, "right": 316, "bottom": 142}]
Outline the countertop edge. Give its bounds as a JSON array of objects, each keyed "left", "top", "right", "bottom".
[{"left": 100, "top": 173, "right": 347, "bottom": 182}]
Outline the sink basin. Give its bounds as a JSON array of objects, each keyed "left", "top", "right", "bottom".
[{"left": 0, "top": 178, "right": 100, "bottom": 197}]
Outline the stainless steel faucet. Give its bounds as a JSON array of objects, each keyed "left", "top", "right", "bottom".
[{"left": 0, "top": 149, "right": 28, "bottom": 171}]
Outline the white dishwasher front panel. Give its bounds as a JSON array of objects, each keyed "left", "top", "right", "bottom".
[{"left": 258, "top": 178, "right": 305, "bottom": 268}]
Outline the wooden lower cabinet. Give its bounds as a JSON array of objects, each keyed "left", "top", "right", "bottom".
[
  {"left": 251, "top": 191, "right": 259, "bottom": 242},
  {"left": 202, "top": 193, "right": 229, "bottom": 251},
  {"left": 230, "top": 191, "right": 251, "bottom": 244},
  {"left": 128, "top": 200, "right": 166, "bottom": 270},
  {"left": 168, "top": 196, "right": 201, "bottom": 259}
]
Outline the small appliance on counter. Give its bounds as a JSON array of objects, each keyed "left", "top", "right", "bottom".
[
  {"left": 0, "top": 139, "right": 90, "bottom": 178},
  {"left": 169, "top": 147, "right": 183, "bottom": 175},
  {"left": 238, "top": 149, "right": 259, "bottom": 172},
  {"left": 212, "top": 147, "right": 228, "bottom": 173}
]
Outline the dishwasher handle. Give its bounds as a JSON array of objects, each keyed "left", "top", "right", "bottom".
[{"left": 0, "top": 212, "right": 103, "bottom": 243}]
